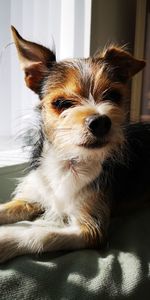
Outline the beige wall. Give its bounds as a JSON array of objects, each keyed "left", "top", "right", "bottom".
[{"left": 90, "top": 0, "right": 137, "bottom": 55}]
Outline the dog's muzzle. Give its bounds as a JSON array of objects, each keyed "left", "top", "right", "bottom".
[{"left": 85, "top": 114, "right": 112, "bottom": 138}]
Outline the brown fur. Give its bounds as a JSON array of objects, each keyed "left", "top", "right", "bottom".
[{"left": 0, "top": 199, "right": 43, "bottom": 224}]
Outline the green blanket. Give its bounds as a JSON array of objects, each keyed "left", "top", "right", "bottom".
[{"left": 0, "top": 210, "right": 150, "bottom": 300}]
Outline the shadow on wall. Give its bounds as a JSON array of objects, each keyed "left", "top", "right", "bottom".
[{"left": 90, "top": 0, "right": 137, "bottom": 55}]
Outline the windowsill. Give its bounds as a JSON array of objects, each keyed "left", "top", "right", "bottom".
[
  {"left": 0, "top": 148, "right": 29, "bottom": 168},
  {"left": 0, "top": 140, "right": 29, "bottom": 200},
  {"left": 0, "top": 137, "right": 30, "bottom": 168}
]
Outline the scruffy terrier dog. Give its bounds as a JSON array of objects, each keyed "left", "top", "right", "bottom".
[{"left": 0, "top": 26, "right": 150, "bottom": 263}]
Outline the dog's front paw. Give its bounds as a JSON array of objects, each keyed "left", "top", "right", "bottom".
[
  {"left": 0, "top": 227, "right": 22, "bottom": 263},
  {"left": 0, "top": 240, "right": 18, "bottom": 263},
  {"left": 0, "top": 204, "right": 8, "bottom": 225}
]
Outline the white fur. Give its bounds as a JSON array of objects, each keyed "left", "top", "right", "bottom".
[{"left": 14, "top": 144, "right": 102, "bottom": 220}]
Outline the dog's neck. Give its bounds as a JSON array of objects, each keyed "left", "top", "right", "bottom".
[{"left": 40, "top": 142, "right": 102, "bottom": 199}]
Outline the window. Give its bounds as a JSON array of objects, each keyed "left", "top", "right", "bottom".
[{"left": 0, "top": 0, "right": 92, "bottom": 154}]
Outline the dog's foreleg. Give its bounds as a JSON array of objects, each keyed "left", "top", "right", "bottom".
[
  {"left": 0, "top": 223, "right": 84, "bottom": 262},
  {"left": 0, "top": 199, "right": 43, "bottom": 225},
  {"left": 0, "top": 219, "right": 105, "bottom": 263}
]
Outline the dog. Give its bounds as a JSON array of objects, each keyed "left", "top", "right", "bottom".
[{"left": 0, "top": 26, "right": 149, "bottom": 263}]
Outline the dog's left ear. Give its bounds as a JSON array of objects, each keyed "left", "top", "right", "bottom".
[
  {"left": 99, "top": 46, "right": 145, "bottom": 83},
  {"left": 11, "top": 26, "right": 56, "bottom": 95}
]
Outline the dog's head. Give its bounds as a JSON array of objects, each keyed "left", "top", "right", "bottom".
[{"left": 12, "top": 26, "right": 145, "bottom": 162}]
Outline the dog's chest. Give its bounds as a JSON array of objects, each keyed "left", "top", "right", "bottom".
[
  {"left": 42, "top": 163, "right": 83, "bottom": 214},
  {"left": 39, "top": 148, "right": 102, "bottom": 217},
  {"left": 41, "top": 156, "right": 96, "bottom": 214},
  {"left": 50, "top": 175, "right": 77, "bottom": 214}
]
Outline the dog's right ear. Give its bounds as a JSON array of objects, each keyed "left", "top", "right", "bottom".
[{"left": 11, "top": 26, "right": 56, "bottom": 96}]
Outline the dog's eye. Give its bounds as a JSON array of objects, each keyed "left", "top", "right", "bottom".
[
  {"left": 102, "top": 89, "right": 122, "bottom": 104},
  {"left": 52, "top": 99, "right": 74, "bottom": 111}
]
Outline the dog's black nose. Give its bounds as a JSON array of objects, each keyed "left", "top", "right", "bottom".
[{"left": 86, "top": 114, "right": 111, "bottom": 137}]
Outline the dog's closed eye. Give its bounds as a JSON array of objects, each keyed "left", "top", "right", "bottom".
[
  {"left": 102, "top": 89, "right": 122, "bottom": 104},
  {"left": 52, "top": 98, "right": 75, "bottom": 112}
]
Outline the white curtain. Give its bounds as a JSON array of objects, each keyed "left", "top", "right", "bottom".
[{"left": 0, "top": 0, "right": 92, "bottom": 139}]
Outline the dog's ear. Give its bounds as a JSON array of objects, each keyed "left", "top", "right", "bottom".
[
  {"left": 11, "top": 26, "right": 56, "bottom": 95},
  {"left": 97, "top": 46, "right": 145, "bottom": 83}
]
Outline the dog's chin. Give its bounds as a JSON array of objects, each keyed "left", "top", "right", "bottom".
[{"left": 78, "top": 139, "right": 108, "bottom": 149}]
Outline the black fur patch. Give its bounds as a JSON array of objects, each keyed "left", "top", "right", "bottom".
[
  {"left": 29, "top": 125, "right": 44, "bottom": 170},
  {"left": 98, "top": 122, "right": 150, "bottom": 211},
  {"left": 21, "top": 107, "right": 45, "bottom": 170}
]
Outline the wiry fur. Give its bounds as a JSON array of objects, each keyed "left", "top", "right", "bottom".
[{"left": 0, "top": 27, "right": 148, "bottom": 263}]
